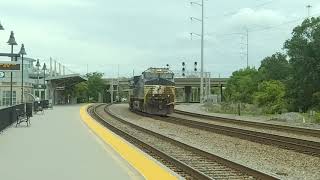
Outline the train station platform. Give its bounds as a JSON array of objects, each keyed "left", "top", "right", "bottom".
[{"left": 0, "top": 105, "right": 142, "bottom": 180}]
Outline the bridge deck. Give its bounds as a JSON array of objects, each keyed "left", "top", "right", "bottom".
[{"left": 0, "top": 105, "right": 141, "bottom": 180}]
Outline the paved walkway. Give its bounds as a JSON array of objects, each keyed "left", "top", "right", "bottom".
[{"left": 0, "top": 105, "right": 141, "bottom": 180}]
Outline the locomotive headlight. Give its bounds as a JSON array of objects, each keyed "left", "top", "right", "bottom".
[{"left": 168, "top": 95, "right": 170, "bottom": 97}]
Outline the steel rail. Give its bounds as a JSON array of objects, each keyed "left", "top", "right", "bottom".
[
  {"left": 90, "top": 104, "right": 278, "bottom": 180},
  {"left": 142, "top": 112, "right": 320, "bottom": 156},
  {"left": 174, "top": 109, "right": 320, "bottom": 138},
  {"left": 89, "top": 104, "right": 211, "bottom": 180}
]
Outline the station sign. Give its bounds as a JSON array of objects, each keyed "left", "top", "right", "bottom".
[{"left": 0, "top": 61, "right": 21, "bottom": 71}]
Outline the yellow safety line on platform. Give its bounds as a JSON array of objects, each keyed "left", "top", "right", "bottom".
[{"left": 80, "top": 104, "right": 178, "bottom": 180}]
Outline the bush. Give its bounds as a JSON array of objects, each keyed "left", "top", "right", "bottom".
[
  {"left": 253, "top": 80, "right": 286, "bottom": 114},
  {"left": 225, "top": 67, "right": 259, "bottom": 104},
  {"left": 315, "top": 112, "right": 320, "bottom": 123},
  {"left": 204, "top": 102, "right": 264, "bottom": 115}
]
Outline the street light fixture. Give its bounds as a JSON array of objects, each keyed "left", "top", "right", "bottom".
[
  {"left": 7, "top": 31, "right": 18, "bottom": 106},
  {"left": 0, "top": 21, "right": 4, "bottom": 30},
  {"left": 36, "top": 59, "right": 41, "bottom": 99},
  {"left": 19, "top": 44, "right": 26, "bottom": 103},
  {"left": 42, "top": 63, "right": 47, "bottom": 100},
  {"left": 7, "top": 31, "right": 18, "bottom": 46}
]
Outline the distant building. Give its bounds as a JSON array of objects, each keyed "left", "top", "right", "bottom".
[{"left": 0, "top": 57, "right": 48, "bottom": 107}]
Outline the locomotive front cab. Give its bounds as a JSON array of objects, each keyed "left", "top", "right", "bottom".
[{"left": 143, "top": 69, "right": 175, "bottom": 115}]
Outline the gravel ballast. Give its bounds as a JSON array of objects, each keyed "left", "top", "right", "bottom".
[
  {"left": 109, "top": 104, "right": 320, "bottom": 180},
  {"left": 176, "top": 104, "right": 320, "bottom": 129},
  {"left": 171, "top": 113, "right": 320, "bottom": 143}
]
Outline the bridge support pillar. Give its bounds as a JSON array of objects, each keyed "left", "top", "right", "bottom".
[
  {"left": 191, "top": 87, "right": 200, "bottom": 102},
  {"left": 184, "top": 86, "right": 192, "bottom": 103},
  {"left": 220, "top": 84, "right": 223, "bottom": 102}
]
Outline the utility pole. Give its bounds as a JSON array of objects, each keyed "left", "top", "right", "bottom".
[
  {"left": 208, "top": 72, "right": 211, "bottom": 98},
  {"left": 240, "top": 28, "right": 249, "bottom": 68},
  {"left": 306, "top": 5, "right": 312, "bottom": 18},
  {"left": 110, "top": 79, "right": 113, "bottom": 104},
  {"left": 200, "top": 0, "right": 204, "bottom": 104},
  {"left": 191, "top": 0, "right": 205, "bottom": 103},
  {"left": 117, "top": 64, "right": 119, "bottom": 102},
  {"left": 86, "top": 64, "right": 89, "bottom": 75},
  {"left": 246, "top": 28, "right": 249, "bottom": 68}
]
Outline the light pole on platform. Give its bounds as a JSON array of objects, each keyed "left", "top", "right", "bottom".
[
  {"left": 42, "top": 63, "right": 47, "bottom": 100},
  {"left": 19, "top": 44, "right": 26, "bottom": 103},
  {"left": 36, "top": 59, "right": 41, "bottom": 98},
  {"left": 7, "top": 31, "right": 18, "bottom": 106}
]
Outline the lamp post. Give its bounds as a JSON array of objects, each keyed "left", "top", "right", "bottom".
[
  {"left": 7, "top": 31, "right": 18, "bottom": 106},
  {"left": 19, "top": 44, "right": 26, "bottom": 103},
  {"left": 42, "top": 63, "right": 47, "bottom": 100},
  {"left": 36, "top": 59, "right": 40, "bottom": 99},
  {"left": 0, "top": 21, "right": 4, "bottom": 30}
]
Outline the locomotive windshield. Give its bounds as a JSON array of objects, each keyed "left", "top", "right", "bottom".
[
  {"left": 159, "top": 73, "right": 174, "bottom": 80},
  {"left": 144, "top": 72, "right": 158, "bottom": 79},
  {"left": 144, "top": 72, "right": 174, "bottom": 80}
]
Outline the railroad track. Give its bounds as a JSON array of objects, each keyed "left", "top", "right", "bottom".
[
  {"left": 143, "top": 111, "right": 320, "bottom": 156},
  {"left": 89, "top": 104, "right": 278, "bottom": 180},
  {"left": 174, "top": 109, "right": 320, "bottom": 138}
]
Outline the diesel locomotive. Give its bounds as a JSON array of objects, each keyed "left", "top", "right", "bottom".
[{"left": 129, "top": 68, "right": 175, "bottom": 116}]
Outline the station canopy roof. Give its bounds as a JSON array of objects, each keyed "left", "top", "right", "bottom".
[{"left": 46, "top": 74, "right": 87, "bottom": 87}]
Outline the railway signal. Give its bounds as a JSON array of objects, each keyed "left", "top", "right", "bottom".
[{"left": 182, "top": 62, "right": 186, "bottom": 77}]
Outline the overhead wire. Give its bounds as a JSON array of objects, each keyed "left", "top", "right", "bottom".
[
  {"left": 222, "top": 0, "right": 276, "bottom": 17},
  {"left": 249, "top": 10, "right": 320, "bottom": 33}
]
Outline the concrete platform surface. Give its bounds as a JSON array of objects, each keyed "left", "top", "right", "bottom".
[{"left": 0, "top": 105, "right": 141, "bottom": 180}]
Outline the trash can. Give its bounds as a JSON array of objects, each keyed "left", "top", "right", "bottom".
[
  {"left": 26, "top": 103, "right": 33, "bottom": 117},
  {"left": 33, "top": 101, "right": 39, "bottom": 112},
  {"left": 41, "top": 100, "right": 49, "bottom": 109}
]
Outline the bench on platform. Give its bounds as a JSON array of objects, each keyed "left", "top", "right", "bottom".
[{"left": 15, "top": 108, "right": 30, "bottom": 127}]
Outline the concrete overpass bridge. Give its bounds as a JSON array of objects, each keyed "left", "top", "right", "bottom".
[{"left": 103, "top": 77, "right": 228, "bottom": 103}]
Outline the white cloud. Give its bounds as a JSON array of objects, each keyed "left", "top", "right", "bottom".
[
  {"left": 0, "top": 0, "right": 95, "bottom": 8},
  {"left": 0, "top": 0, "right": 317, "bottom": 77},
  {"left": 313, "top": 3, "right": 320, "bottom": 15},
  {"left": 226, "top": 8, "right": 286, "bottom": 29}
]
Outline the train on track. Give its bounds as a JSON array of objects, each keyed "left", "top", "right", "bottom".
[{"left": 129, "top": 68, "right": 175, "bottom": 116}]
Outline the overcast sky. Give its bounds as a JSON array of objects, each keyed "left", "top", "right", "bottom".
[{"left": 0, "top": 0, "right": 320, "bottom": 78}]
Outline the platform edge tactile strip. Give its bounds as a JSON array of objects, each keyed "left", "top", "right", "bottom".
[{"left": 80, "top": 104, "right": 179, "bottom": 180}]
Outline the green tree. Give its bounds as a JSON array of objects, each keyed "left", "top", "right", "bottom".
[
  {"left": 258, "top": 52, "right": 291, "bottom": 82},
  {"left": 225, "top": 67, "right": 259, "bottom": 103},
  {"left": 74, "top": 82, "right": 88, "bottom": 103},
  {"left": 86, "top": 72, "right": 106, "bottom": 102},
  {"left": 312, "top": 91, "right": 320, "bottom": 110},
  {"left": 253, "top": 80, "right": 286, "bottom": 114},
  {"left": 65, "top": 72, "right": 105, "bottom": 103},
  {"left": 284, "top": 17, "right": 320, "bottom": 111}
]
